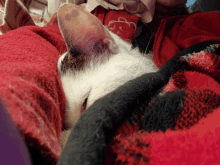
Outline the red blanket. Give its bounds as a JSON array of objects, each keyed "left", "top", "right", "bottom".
[
  {"left": 153, "top": 10, "right": 220, "bottom": 68},
  {"left": 0, "top": 25, "right": 66, "bottom": 164},
  {"left": 106, "top": 40, "right": 220, "bottom": 165},
  {"left": 91, "top": 6, "right": 139, "bottom": 43}
]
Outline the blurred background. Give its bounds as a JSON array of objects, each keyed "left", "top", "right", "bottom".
[{"left": 186, "top": 0, "right": 196, "bottom": 6}]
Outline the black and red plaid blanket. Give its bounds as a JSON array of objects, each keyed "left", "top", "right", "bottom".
[{"left": 58, "top": 40, "right": 220, "bottom": 165}]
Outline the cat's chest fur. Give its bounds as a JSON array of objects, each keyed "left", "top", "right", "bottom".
[{"left": 57, "top": 4, "right": 158, "bottom": 129}]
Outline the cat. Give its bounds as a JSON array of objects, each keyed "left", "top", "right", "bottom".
[{"left": 57, "top": 3, "right": 159, "bottom": 147}]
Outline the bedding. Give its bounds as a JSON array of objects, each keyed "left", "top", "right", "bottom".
[
  {"left": 0, "top": 25, "right": 66, "bottom": 164},
  {"left": 0, "top": 0, "right": 144, "bottom": 164},
  {"left": 153, "top": 10, "right": 220, "bottom": 67},
  {"left": 58, "top": 40, "right": 220, "bottom": 165},
  {"left": 0, "top": 0, "right": 219, "bottom": 165},
  {"left": 58, "top": 10, "right": 220, "bottom": 165}
]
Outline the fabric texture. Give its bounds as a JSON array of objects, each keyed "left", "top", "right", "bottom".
[
  {"left": 57, "top": 40, "right": 220, "bottom": 165},
  {"left": 0, "top": 0, "right": 218, "bottom": 164},
  {"left": 110, "top": 40, "right": 220, "bottom": 165},
  {"left": 153, "top": 10, "right": 220, "bottom": 68},
  {"left": 91, "top": 5, "right": 139, "bottom": 43},
  {"left": 0, "top": 25, "right": 66, "bottom": 164}
]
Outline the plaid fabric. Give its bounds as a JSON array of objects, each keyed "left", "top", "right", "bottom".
[
  {"left": 109, "top": 41, "right": 220, "bottom": 165},
  {"left": 57, "top": 40, "right": 220, "bottom": 165}
]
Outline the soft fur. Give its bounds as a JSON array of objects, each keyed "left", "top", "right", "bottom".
[{"left": 57, "top": 4, "right": 158, "bottom": 129}]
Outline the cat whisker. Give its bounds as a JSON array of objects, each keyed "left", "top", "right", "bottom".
[{"left": 144, "top": 32, "right": 155, "bottom": 55}]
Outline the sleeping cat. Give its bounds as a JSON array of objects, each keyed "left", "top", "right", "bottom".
[{"left": 57, "top": 3, "right": 158, "bottom": 147}]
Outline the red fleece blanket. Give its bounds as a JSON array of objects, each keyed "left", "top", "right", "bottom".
[{"left": 0, "top": 25, "right": 66, "bottom": 164}]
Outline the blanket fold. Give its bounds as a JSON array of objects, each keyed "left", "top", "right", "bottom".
[
  {"left": 57, "top": 38, "right": 220, "bottom": 165},
  {"left": 153, "top": 10, "right": 220, "bottom": 68},
  {"left": 0, "top": 25, "right": 66, "bottom": 164}
]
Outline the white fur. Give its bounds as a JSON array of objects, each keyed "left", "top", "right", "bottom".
[{"left": 58, "top": 30, "right": 159, "bottom": 128}]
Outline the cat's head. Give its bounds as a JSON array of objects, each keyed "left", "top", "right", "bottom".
[
  {"left": 57, "top": 3, "right": 121, "bottom": 128},
  {"left": 57, "top": 3, "right": 119, "bottom": 68},
  {"left": 57, "top": 4, "right": 157, "bottom": 128}
]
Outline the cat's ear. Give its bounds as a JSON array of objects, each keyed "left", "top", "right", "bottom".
[{"left": 57, "top": 3, "right": 118, "bottom": 55}]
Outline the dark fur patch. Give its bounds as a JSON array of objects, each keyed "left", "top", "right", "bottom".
[
  {"left": 60, "top": 45, "right": 89, "bottom": 74},
  {"left": 60, "top": 40, "right": 113, "bottom": 74},
  {"left": 92, "top": 39, "right": 112, "bottom": 55}
]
